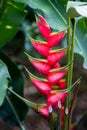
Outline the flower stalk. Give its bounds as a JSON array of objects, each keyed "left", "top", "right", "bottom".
[
  {"left": 56, "top": 101, "right": 62, "bottom": 130},
  {"left": 63, "top": 16, "right": 71, "bottom": 130},
  {"left": 49, "top": 106, "right": 55, "bottom": 130},
  {"left": 63, "top": 16, "right": 77, "bottom": 130}
]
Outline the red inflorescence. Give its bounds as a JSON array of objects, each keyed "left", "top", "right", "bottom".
[
  {"left": 28, "top": 14, "right": 68, "bottom": 126},
  {"left": 36, "top": 14, "right": 51, "bottom": 39}
]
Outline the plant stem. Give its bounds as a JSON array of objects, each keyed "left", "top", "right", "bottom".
[
  {"left": 69, "top": 80, "right": 81, "bottom": 130},
  {"left": 49, "top": 106, "right": 54, "bottom": 130},
  {"left": 49, "top": 113, "right": 54, "bottom": 130},
  {"left": 63, "top": 16, "right": 71, "bottom": 130},
  {"left": 56, "top": 108, "right": 61, "bottom": 130},
  {"left": 63, "top": 17, "right": 76, "bottom": 130},
  {"left": 68, "top": 20, "right": 76, "bottom": 130},
  {"left": 70, "top": 19, "right": 76, "bottom": 83}
]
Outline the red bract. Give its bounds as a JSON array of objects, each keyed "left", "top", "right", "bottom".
[
  {"left": 54, "top": 63, "right": 61, "bottom": 68},
  {"left": 47, "top": 50, "right": 66, "bottom": 66},
  {"left": 47, "top": 92, "right": 67, "bottom": 106},
  {"left": 48, "top": 31, "right": 65, "bottom": 47},
  {"left": 30, "top": 38, "right": 50, "bottom": 56},
  {"left": 58, "top": 79, "right": 66, "bottom": 90},
  {"left": 36, "top": 14, "right": 51, "bottom": 39},
  {"left": 30, "top": 77, "right": 51, "bottom": 96},
  {"left": 29, "top": 58, "right": 50, "bottom": 75},
  {"left": 27, "top": 14, "right": 68, "bottom": 124},
  {"left": 38, "top": 105, "right": 49, "bottom": 118},
  {"left": 47, "top": 69, "right": 67, "bottom": 85}
]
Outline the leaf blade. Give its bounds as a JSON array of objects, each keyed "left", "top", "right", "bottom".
[
  {"left": 14, "top": 0, "right": 67, "bottom": 31},
  {"left": 67, "top": 1, "right": 87, "bottom": 18},
  {"left": 0, "top": 60, "right": 10, "bottom": 106},
  {"left": 75, "top": 18, "right": 87, "bottom": 68},
  {"left": 0, "top": 0, "right": 26, "bottom": 47}
]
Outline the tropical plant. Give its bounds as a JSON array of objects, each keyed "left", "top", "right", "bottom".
[{"left": 0, "top": 0, "right": 87, "bottom": 130}]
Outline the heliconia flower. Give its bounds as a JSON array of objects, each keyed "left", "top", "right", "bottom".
[
  {"left": 28, "top": 55, "right": 50, "bottom": 75},
  {"left": 47, "top": 69, "right": 67, "bottom": 85},
  {"left": 48, "top": 31, "right": 65, "bottom": 47},
  {"left": 58, "top": 79, "right": 66, "bottom": 90},
  {"left": 47, "top": 92, "right": 67, "bottom": 106},
  {"left": 51, "top": 79, "right": 66, "bottom": 91},
  {"left": 36, "top": 14, "right": 51, "bottom": 39},
  {"left": 47, "top": 50, "right": 66, "bottom": 66},
  {"left": 29, "top": 74, "right": 51, "bottom": 96},
  {"left": 26, "top": 14, "right": 68, "bottom": 123},
  {"left": 38, "top": 105, "right": 49, "bottom": 118},
  {"left": 53, "top": 94, "right": 66, "bottom": 108},
  {"left": 54, "top": 63, "right": 61, "bottom": 68},
  {"left": 30, "top": 38, "right": 50, "bottom": 56}
]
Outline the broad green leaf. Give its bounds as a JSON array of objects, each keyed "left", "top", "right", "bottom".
[
  {"left": 0, "top": 60, "right": 10, "bottom": 106},
  {"left": 56, "top": 0, "right": 68, "bottom": 6},
  {"left": 67, "top": 1, "right": 87, "bottom": 18},
  {"left": 0, "top": 52, "right": 28, "bottom": 127},
  {"left": 81, "top": 0, "right": 87, "bottom": 1},
  {"left": 0, "top": 0, "right": 4, "bottom": 9},
  {"left": 0, "top": 0, "right": 26, "bottom": 47},
  {"left": 14, "top": 0, "right": 87, "bottom": 69},
  {"left": 75, "top": 18, "right": 87, "bottom": 68},
  {"left": 50, "top": 0, "right": 67, "bottom": 19},
  {"left": 14, "top": 0, "right": 67, "bottom": 31}
]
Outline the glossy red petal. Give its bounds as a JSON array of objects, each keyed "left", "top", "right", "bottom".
[
  {"left": 48, "top": 31, "right": 65, "bottom": 47},
  {"left": 39, "top": 105, "right": 49, "bottom": 118},
  {"left": 30, "top": 77, "right": 51, "bottom": 96},
  {"left": 53, "top": 96, "right": 66, "bottom": 109},
  {"left": 30, "top": 59, "right": 50, "bottom": 75},
  {"left": 54, "top": 63, "right": 61, "bottom": 68},
  {"left": 36, "top": 14, "right": 51, "bottom": 39},
  {"left": 58, "top": 79, "right": 66, "bottom": 90},
  {"left": 47, "top": 92, "right": 67, "bottom": 106},
  {"left": 31, "top": 39, "right": 50, "bottom": 56},
  {"left": 47, "top": 50, "right": 65, "bottom": 66},
  {"left": 47, "top": 70, "right": 67, "bottom": 85}
]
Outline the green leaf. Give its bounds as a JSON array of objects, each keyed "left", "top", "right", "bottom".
[
  {"left": 14, "top": 0, "right": 87, "bottom": 69},
  {"left": 56, "top": 0, "right": 68, "bottom": 6},
  {"left": 0, "top": 60, "right": 10, "bottom": 106},
  {"left": 0, "top": 51, "right": 28, "bottom": 127},
  {"left": 67, "top": 1, "right": 87, "bottom": 18},
  {"left": 0, "top": 0, "right": 26, "bottom": 48},
  {"left": 14, "top": 0, "right": 67, "bottom": 31},
  {"left": 75, "top": 18, "right": 87, "bottom": 68}
]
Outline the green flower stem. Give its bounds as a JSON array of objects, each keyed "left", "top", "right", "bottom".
[
  {"left": 66, "top": 16, "right": 71, "bottom": 88},
  {"left": 49, "top": 113, "right": 54, "bottom": 130},
  {"left": 48, "top": 106, "right": 55, "bottom": 130},
  {"left": 56, "top": 108, "right": 61, "bottom": 130},
  {"left": 63, "top": 16, "right": 71, "bottom": 130},
  {"left": 68, "top": 20, "right": 76, "bottom": 130},
  {"left": 70, "top": 20, "right": 76, "bottom": 83},
  {"left": 63, "top": 17, "right": 76, "bottom": 130}
]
